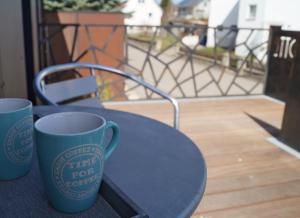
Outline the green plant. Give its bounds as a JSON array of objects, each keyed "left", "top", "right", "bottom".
[
  {"left": 195, "top": 47, "right": 226, "bottom": 60},
  {"left": 160, "top": 0, "right": 172, "bottom": 25},
  {"left": 128, "top": 34, "right": 177, "bottom": 51},
  {"left": 191, "top": 47, "right": 242, "bottom": 69},
  {"left": 128, "top": 34, "right": 154, "bottom": 42},
  {"left": 96, "top": 77, "right": 112, "bottom": 101},
  {"left": 43, "top": 0, "right": 126, "bottom": 12},
  {"left": 160, "top": 35, "right": 177, "bottom": 50}
]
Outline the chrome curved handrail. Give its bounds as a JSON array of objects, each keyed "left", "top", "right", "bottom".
[{"left": 34, "top": 63, "right": 180, "bottom": 129}]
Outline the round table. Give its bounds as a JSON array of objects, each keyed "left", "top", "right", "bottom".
[{"left": 33, "top": 106, "right": 207, "bottom": 218}]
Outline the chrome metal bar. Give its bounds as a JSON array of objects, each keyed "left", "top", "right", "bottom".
[
  {"left": 38, "top": 23, "right": 270, "bottom": 101},
  {"left": 34, "top": 63, "right": 180, "bottom": 129}
]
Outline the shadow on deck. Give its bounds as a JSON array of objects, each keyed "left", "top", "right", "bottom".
[{"left": 106, "top": 96, "right": 300, "bottom": 218}]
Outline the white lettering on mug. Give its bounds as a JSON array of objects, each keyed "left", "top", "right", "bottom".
[
  {"left": 52, "top": 144, "right": 104, "bottom": 200},
  {"left": 4, "top": 116, "right": 33, "bottom": 164}
]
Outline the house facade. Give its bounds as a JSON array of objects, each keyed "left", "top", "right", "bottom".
[
  {"left": 236, "top": 0, "right": 300, "bottom": 58},
  {"left": 177, "top": 0, "right": 210, "bottom": 20},
  {"left": 238, "top": 0, "right": 300, "bottom": 30},
  {"left": 123, "top": 0, "right": 162, "bottom": 33},
  {"left": 208, "top": 0, "right": 300, "bottom": 59},
  {"left": 206, "top": 0, "right": 239, "bottom": 48}
]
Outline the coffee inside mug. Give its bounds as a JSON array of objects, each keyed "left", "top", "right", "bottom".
[
  {"left": 35, "top": 112, "right": 105, "bottom": 135},
  {"left": 0, "top": 98, "right": 31, "bottom": 113}
]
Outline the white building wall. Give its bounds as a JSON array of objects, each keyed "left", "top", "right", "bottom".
[
  {"left": 236, "top": 0, "right": 300, "bottom": 59},
  {"left": 207, "top": 0, "right": 240, "bottom": 47},
  {"left": 208, "top": 0, "right": 300, "bottom": 52},
  {"left": 123, "top": 0, "right": 162, "bottom": 33},
  {"left": 237, "top": 0, "right": 266, "bottom": 28},
  {"left": 208, "top": 0, "right": 240, "bottom": 27},
  {"left": 235, "top": 0, "right": 267, "bottom": 58},
  {"left": 193, "top": 0, "right": 211, "bottom": 19},
  {"left": 264, "top": 0, "right": 300, "bottom": 31}
]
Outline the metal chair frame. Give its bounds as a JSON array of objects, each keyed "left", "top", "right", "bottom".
[{"left": 34, "top": 63, "right": 180, "bottom": 129}]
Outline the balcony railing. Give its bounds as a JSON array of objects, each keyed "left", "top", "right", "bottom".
[{"left": 38, "top": 24, "right": 270, "bottom": 102}]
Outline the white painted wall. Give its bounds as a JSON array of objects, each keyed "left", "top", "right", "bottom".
[
  {"left": 208, "top": 0, "right": 239, "bottom": 27},
  {"left": 237, "top": 0, "right": 300, "bottom": 30},
  {"left": 235, "top": 0, "right": 268, "bottom": 59},
  {"left": 264, "top": 0, "right": 300, "bottom": 31},
  {"left": 237, "top": 0, "right": 266, "bottom": 28},
  {"left": 123, "top": 0, "right": 162, "bottom": 33},
  {"left": 207, "top": 0, "right": 240, "bottom": 47},
  {"left": 193, "top": 0, "right": 211, "bottom": 19},
  {"left": 208, "top": 0, "right": 300, "bottom": 60},
  {"left": 236, "top": 0, "right": 300, "bottom": 59}
]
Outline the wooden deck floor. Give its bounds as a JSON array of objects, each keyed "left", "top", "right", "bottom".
[{"left": 105, "top": 97, "right": 300, "bottom": 218}]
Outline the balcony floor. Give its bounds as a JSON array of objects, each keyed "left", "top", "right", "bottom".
[{"left": 106, "top": 96, "right": 300, "bottom": 218}]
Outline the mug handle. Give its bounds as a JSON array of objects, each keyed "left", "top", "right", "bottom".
[{"left": 104, "top": 121, "right": 120, "bottom": 160}]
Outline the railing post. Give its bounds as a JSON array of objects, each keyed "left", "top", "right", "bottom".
[
  {"left": 37, "top": 23, "right": 271, "bottom": 100},
  {"left": 124, "top": 25, "right": 128, "bottom": 67},
  {"left": 263, "top": 26, "right": 281, "bottom": 94}
]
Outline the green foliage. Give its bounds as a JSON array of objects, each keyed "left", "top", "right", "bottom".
[
  {"left": 195, "top": 47, "right": 241, "bottom": 69},
  {"left": 43, "top": 0, "right": 126, "bottom": 12},
  {"left": 160, "top": 0, "right": 171, "bottom": 25},
  {"left": 160, "top": 0, "right": 170, "bottom": 10},
  {"left": 128, "top": 34, "right": 154, "bottom": 43},
  {"left": 160, "top": 35, "right": 177, "bottom": 50},
  {"left": 196, "top": 47, "right": 226, "bottom": 60},
  {"left": 96, "top": 76, "right": 112, "bottom": 101},
  {"left": 128, "top": 34, "right": 177, "bottom": 51}
]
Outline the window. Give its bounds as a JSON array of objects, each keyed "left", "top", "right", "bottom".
[
  {"left": 196, "top": 9, "right": 204, "bottom": 13},
  {"left": 248, "top": 4, "right": 257, "bottom": 20},
  {"left": 179, "top": 7, "right": 188, "bottom": 17}
]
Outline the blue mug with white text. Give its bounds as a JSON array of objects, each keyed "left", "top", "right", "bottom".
[
  {"left": 0, "top": 98, "right": 33, "bottom": 180},
  {"left": 34, "top": 112, "right": 120, "bottom": 213}
]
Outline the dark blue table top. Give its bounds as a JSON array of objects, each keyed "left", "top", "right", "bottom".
[{"left": 33, "top": 106, "right": 207, "bottom": 218}]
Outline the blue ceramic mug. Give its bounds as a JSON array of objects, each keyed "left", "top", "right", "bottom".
[
  {"left": 34, "top": 112, "right": 120, "bottom": 213},
  {"left": 0, "top": 98, "right": 33, "bottom": 180}
]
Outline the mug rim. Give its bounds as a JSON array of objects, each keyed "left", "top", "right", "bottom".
[
  {"left": 0, "top": 98, "right": 32, "bottom": 114},
  {"left": 34, "top": 111, "right": 107, "bottom": 137}
]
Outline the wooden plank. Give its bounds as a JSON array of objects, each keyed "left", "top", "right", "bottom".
[
  {"left": 205, "top": 167, "right": 300, "bottom": 195},
  {"left": 105, "top": 98, "right": 300, "bottom": 217},
  {"left": 194, "top": 197, "right": 300, "bottom": 218},
  {"left": 203, "top": 147, "right": 293, "bottom": 168},
  {"left": 206, "top": 156, "right": 298, "bottom": 179},
  {"left": 197, "top": 179, "right": 300, "bottom": 213}
]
